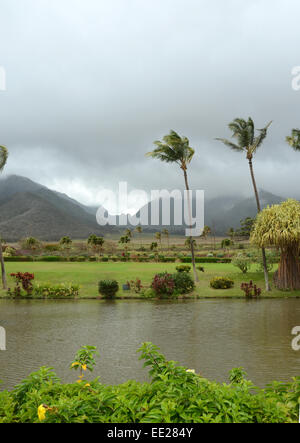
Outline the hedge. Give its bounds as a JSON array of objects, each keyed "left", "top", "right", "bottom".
[{"left": 179, "top": 257, "right": 232, "bottom": 264}]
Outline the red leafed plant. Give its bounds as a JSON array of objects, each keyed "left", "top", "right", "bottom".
[
  {"left": 9, "top": 272, "right": 35, "bottom": 297},
  {"left": 151, "top": 273, "right": 175, "bottom": 298},
  {"left": 241, "top": 281, "right": 262, "bottom": 298}
]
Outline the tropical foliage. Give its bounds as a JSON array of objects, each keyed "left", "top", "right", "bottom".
[
  {"left": 0, "top": 343, "right": 298, "bottom": 423},
  {"left": 251, "top": 199, "right": 300, "bottom": 290}
]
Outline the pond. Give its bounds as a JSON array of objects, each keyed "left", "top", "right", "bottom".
[{"left": 0, "top": 299, "right": 299, "bottom": 391}]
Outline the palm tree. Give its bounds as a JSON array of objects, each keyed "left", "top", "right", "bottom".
[
  {"left": 147, "top": 130, "right": 198, "bottom": 282},
  {"left": 286, "top": 129, "right": 300, "bottom": 151},
  {"left": 162, "top": 228, "right": 170, "bottom": 250},
  {"left": 216, "top": 117, "right": 272, "bottom": 291},
  {"left": 135, "top": 226, "right": 143, "bottom": 249},
  {"left": 0, "top": 145, "right": 8, "bottom": 289},
  {"left": 155, "top": 232, "right": 162, "bottom": 250}
]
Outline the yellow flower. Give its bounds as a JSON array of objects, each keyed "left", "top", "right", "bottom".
[
  {"left": 186, "top": 369, "right": 195, "bottom": 374},
  {"left": 82, "top": 364, "right": 87, "bottom": 371},
  {"left": 38, "top": 404, "right": 47, "bottom": 422},
  {"left": 84, "top": 383, "right": 90, "bottom": 388},
  {"left": 77, "top": 379, "right": 82, "bottom": 383},
  {"left": 71, "top": 362, "right": 79, "bottom": 368}
]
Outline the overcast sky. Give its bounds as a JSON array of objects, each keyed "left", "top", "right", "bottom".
[{"left": 0, "top": 0, "right": 300, "bottom": 213}]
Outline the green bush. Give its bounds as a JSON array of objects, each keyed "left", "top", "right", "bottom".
[
  {"left": 34, "top": 283, "right": 79, "bottom": 299},
  {"left": 36, "top": 256, "right": 66, "bottom": 262},
  {"left": 101, "top": 256, "right": 109, "bottom": 262},
  {"left": 140, "top": 288, "right": 156, "bottom": 299},
  {"left": 98, "top": 280, "right": 119, "bottom": 298},
  {"left": 232, "top": 253, "right": 252, "bottom": 274},
  {"left": 172, "top": 272, "right": 195, "bottom": 294},
  {"left": 210, "top": 277, "right": 234, "bottom": 289},
  {"left": 0, "top": 342, "right": 298, "bottom": 423},
  {"left": 88, "top": 256, "right": 97, "bottom": 262},
  {"left": 4, "top": 256, "right": 34, "bottom": 262},
  {"left": 176, "top": 265, "right": 191, "bottom": 273},
  {"left": 180, "top": 257, "right": 231, "bottom": 264},
  {"left": 69, "top": 256, "right": 86, "bottom": 262},
  {"left": 110, "top": 256, "right": 119, "bottom": 262},
  {"left": 44, "top": 244, "right": 60, "bottom": 252}
]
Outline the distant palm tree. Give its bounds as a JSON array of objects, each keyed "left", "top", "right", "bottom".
[
  {"left": 155, "top": 232, "right": 162, "bottom": 250},
  {"left": 125, "top": 228, "right": 133, "bottom": 239},
  {"left": 162, "top": 228, "right": 170, "bottom": 250},
  {"left": 0, "top": 145, "right": 8, "bottom": 289},
  {"left": 286, "top": 129, "right": 300, "bottom": 151},
  {"left": 216, "top": 117, "right": 272, "bottom": 291},
  {"left": 147, "top": 131, "right": 198, "bottom": 282},
  {"left": 135, "top": 226, "right": 143, "bottom": 249}
]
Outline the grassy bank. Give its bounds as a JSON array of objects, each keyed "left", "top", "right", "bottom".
[{"left": 1, "top": 261, "right": 300, "bottom": 299}]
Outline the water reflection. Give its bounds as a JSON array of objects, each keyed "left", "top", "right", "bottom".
[{"left": 0, "top": 299, "right": 299, "bottom": 391}]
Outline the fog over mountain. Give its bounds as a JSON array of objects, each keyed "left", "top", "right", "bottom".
[
  {"left": 0, "top": 175, "right": 286, "bottom": 240},
  {"left": 1, "top": 1, "right": 300, "bottom": 213}
]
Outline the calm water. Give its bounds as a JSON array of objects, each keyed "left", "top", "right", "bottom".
[{"left": 0, "top": 299, "right": 299, "bottom": 391}]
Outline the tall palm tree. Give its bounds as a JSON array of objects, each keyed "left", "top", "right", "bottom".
[
  {"left": 216, "top": 117, "right": 272, "bottom": 291},
  {"left": 147, "top": 130, "right": 198, "bottom": 282},
  {"left": 286, "top": 129, "right": 300, "bottom": 151},
  {"left": 0, "top": 145, "right": 8, "bottom": 289}
]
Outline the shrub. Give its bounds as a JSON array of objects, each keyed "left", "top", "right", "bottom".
[
  {"left": 127, "top": 278, "right": 143, "bottom": 293},
  {"left": 8, "top": 272, "right": 35, "bottom": 298},
  {"left": 110, "top": 256, "right": 119, "bottom": 262},
  {"left": 140, "top": 288, "right": 156, "bottom": 299},
  {"left": 241, "top": 281, "right": 262, "bottom": 298},
  {"left": 197, "top": 266, "right": 205, "bottom": 272},
  {"left": 44, "top": 244, "right": 60, "bottom": 252},
  {"left": 88, "top": 256, "right": 97, "bottom": 262},
  {"left": 36, "top": 256, "right": 66, "bottom": 262},
  {"left": 172, "top": 272, "right": 195, "bottom": 294},
  {"left": 3, "top": 246, "right": 16, "bottom": 257},
  {"left": 34, "top": 283, "right": 79, "bottom": 299},
  {"left": 98, "top": 280, "right": 119, "bottom": 298},
  {"left": 4, "top": 256, "right": 34, "bottom": 262},
  {"left": 1, "top": 342, "right": 298, "bottom": 423},
  {"left": 151, "top": 273, "right": 175, "bottom": 298},
  {"left": 180, "top": 257, "right": 231, "bottom": 264},
  {"left": 101, "top": 256, "right": 109, "bottom": 262},
  {"left": 176, "top": 265, "right": 191, "bottom": 273},
  {"left": 210, "top": 277, "right": 234, "bottom": 289},
  {"left": 232, "top": 253, "right": 252, "bottom": 274},
  {"left": 69, "top": 256, "right": 86, "bottom": 262}
]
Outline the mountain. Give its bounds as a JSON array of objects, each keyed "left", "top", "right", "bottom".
[
  {"left": 127, "top": 190, "right": 286, "bottom": 235},
  {"left": 0, "top": 175, "right": 109, "bottom": 241},
  {"left": 0, "top": 175, "right": 289, "bottom": 240}
]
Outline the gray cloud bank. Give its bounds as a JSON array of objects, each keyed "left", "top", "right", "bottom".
[{"left": 0, "top": 0, "right": 300, "bottom": 210}]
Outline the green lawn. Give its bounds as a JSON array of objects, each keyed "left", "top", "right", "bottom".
[{"left": 1, "top": 262, "right": 300, "bottom": 299}]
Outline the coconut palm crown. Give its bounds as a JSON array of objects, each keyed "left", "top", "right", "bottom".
[
  {"left": 146, "top": 130, "right": 195, "bottom": 171},
  {"left": 286, "top": 129, "right": 300, "bottom": 151},
  {"left": 216, "top": 118, "right": 272, "bottom": 160}
]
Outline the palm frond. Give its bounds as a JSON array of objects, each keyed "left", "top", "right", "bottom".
[
  {"left": 252, "top": 121, "right": 272, "bottom": 152},
  {"left": 0, "top": 145, "right": 8, "bottom": 171},
  {"left": 215, "top": 138, "right": 244, "bottom": 152}
]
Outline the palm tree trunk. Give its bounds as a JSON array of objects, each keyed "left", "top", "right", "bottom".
[
  {"left": 248, "top": 158, "right": 270, "bottom": 291},
  {"left": 0, "top": 243, "right": 7, "bottom": 290},
  {"left": 183, "top": 170, "right": 199, "bottom": 283}
]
